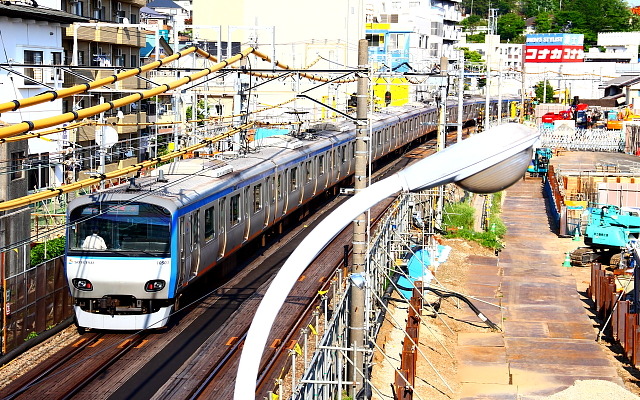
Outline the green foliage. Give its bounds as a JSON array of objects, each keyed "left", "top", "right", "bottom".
[
  {"left": 185, "top": 99, "right": 208, "bottom": 126},
  {"left": 30, "top": 236, "right": 65, "bottom": 267},
  {"left": 461, "top": 14, "right": 485, "bottom": 34},
  {"left": 533, "top": 12, "right": 554, "bottom": 33},
  {"left": 25, "top": 331, "right": 38, "bottom": 341},
  {"left": 462, "top": 0, "right": 635, "bottom": 47},
  {"left": 497, "top": 13, "right": 526, "bottom": 41},
  {"left": 465, "top": 33, "right": 486, "bottom": 43},
  {"left": 443, "top": 194, "right": 506, "bottom": 250},
  {"left": 460, "top": 47, "right": 485, "bottom": 63},
  {"left": 534, "top": 80, "right": 555, "bottom": 103},
  {"left": 443, "top": 201, "right": 475, "bottom": 231}
]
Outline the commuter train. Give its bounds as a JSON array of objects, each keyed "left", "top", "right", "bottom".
[{"left": 65, "top": 97, "right": 515, "bottom": 331}]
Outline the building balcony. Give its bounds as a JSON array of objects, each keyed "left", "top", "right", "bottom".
[{"left": 66, "top": 26, "right": 145, "bottom": 47}]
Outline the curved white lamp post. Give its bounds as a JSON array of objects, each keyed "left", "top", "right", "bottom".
[{"left": 234, "top": 123, "right": 539, "bottom": 399}]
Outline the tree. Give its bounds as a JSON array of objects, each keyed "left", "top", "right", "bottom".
[
  {"left": 461, "top": 14, "right": 484, "bottom": 34},
  {"left": 534, "top": 80, "right": 554, "bottom": 103},
  {"left": 497, "top": 13, "right": 525, "bottom": 41},
  {"left": 186, "top": 99, "right": 208, "bottom": 126},
  {"left": 533, "top": 12, "right": 553, "bottom": 33},
  {"left": 460, "top": 47, "right": 485, "bottom": 63}
]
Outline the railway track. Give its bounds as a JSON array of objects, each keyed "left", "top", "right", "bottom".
[
  {"left": 1, "top": 125, "right": 475, "bottom": 399},
  {"left": 1, "top": 333, "right": 148, "bottom": 399}
]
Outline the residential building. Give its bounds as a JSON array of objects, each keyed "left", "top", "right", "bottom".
[
  {"left": 61, "top": 0, "right": 148, "bottom": 178},
  {"left": 584, "top": 32, "right": 640, "bottom": 64},
  {"left": 0, "top": 1, "right": 87, "bottom": 337},
  {"left": 0, "top": 2, "right": 88, "bottom": 191}
]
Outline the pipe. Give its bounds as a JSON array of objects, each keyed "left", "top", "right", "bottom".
[
  {"left": 396, "top": 284, "right": 501, "bottom": 331},
  {"left": 0, "top": 122, "right": 252, "bottom": 212},
  {"left": 0, "top": 47, "right": 256, "bottom": 139},
  {"left": 0, "top": 46, "right": 200, "bottom": 114}
]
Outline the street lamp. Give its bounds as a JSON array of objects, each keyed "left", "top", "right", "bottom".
[{"left": 233, "top": 123, "right": 539, "bottom": 399}]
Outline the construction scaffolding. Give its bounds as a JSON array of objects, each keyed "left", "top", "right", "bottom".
[{"left": 286, "top": 189, "right": 440, "bottom": 399}]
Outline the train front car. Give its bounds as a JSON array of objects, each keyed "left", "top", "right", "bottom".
[{"left": 66, "top": 195, "right": 175, "bottom": 331}]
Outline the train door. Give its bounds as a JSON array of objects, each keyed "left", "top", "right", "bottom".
[
  {"left": 179, "top": 215, "right": 191, "bottom": 286},
  {"left": 264, "top": 176, "right": 272, "bottom": 227},
  {"left": 243, "top": 186, "right": 250, "bottom": 241},
  {"left": 277, "top": 172, "right": 285, "bottom": 219},
  {"left": 190, "top": 210, "right": 200, "bottom": 277},
  {"left": 283, "top": 169, "right": 290, "bottom": 213},
  {"left": 217, "top": 197, "right": 227, "bottom": 259}
]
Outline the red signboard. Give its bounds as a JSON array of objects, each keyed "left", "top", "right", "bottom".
[{"left": 524, "top": 45, "right": 584, "bottom": 63}]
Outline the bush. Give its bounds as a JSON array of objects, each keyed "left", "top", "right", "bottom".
[
  {"left": 443, "top": 194, "right": 506, "bottom": 250},
  {"left": 30, "top": 236, "right": 66, "bottom": 267}
]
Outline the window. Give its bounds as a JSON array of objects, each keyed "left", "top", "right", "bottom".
[
  {"left": 318, "top": 155, "right": 325, "bottom": 174},
  {"left": 51, "top": 52, "right": 63, "bottom": 80},
  {"left": 340, "top": 146, "right": 347, "bottom": 163},
  {"left": 24, "top": 50, "right": 43, "bottom": 85},
  {"left": 72, "top": 1, "right": 84, "bottom": 16},
  {"left": 387, "top": 33, "right": 405, "bottom": 51},
  {"left": 129, "top": 13, "right": 137, "bottom": 24},
  {"left": 268, "top": 177, "right": 275, "bottom": 203},
  {"left": 68, "top": 202, "right": 171, "bottom": 253},
  {"left": 253, "top": 184, "right": 262, "bottom": 213},
  {"left": 431, "top": 22, "right": 443, "bottom": 37},
  {"left": 276, "top": 174, "right": 282, "bottom": 199},
  {"left": 305, "top": 161, "right": 312, "bottom": 182},
  {"left": 204, "top": 206, "right": 215, "bottom": 241},
  {"left": 93, "top": 0, "right": 104, "bottom": 19},
  {"left": 11, "top": 151, "right": 25, "bottom": 180},
  {"left": 191, "top": 211, "right": 199, "bottom": 251},
  {"left": 290, "top": 167, "right": 298, "bottom": 191},
  {"left": 27, "top": 153, "right": 49, "bottom": 191},
  {"left": 366, "top": 33, "right": 384, "bottom": 47},
  {"left": 78, "top": 51, "right": 85, "bottom": 66},
  {"left": 130, "top": 52, "right": 138, "bottom": 68},
  {"left": 114, "top": 48, "right": 125, "bottom": 67},
  {"left": 229, "top": 194, "right": 240, "bottom": 225}
]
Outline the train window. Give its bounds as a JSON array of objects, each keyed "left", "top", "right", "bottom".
[
  {"left": 204, "top": 206, "right": 215, "bottom": 241},
  {"left": 67, "top": 202, "right": 171, "bottom": 253},
  {"left": 277, "top": 174, "right": 283, "bottom": 200},
  {"left": 377, "top": 130, "right": 382, "bottom": 145},
  {"left": 192, "top": 211, "right": 199, "bottom": 251},
  {"left": 268, "top": 176, "right": 275, "bottom": 203},
  {"left": 230, "top": 194, "right": 241, "bottom": 226},
  {"left": 290, "top": 167, "right": 298, "bottom": 191},
  {"left": 340, "top": 146, "right": 346, "bottom": 163},
  {"left": 318, "top": 155, "right": 325, "bottom": 174},
  {"left": 253, "top": 184, "right": 262, "bottom": 213},
  {"left": 305, "top": 160, "right": 312, "bottom": 182}
]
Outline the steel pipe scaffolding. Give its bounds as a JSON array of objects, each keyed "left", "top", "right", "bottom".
[{"left": 234, "top": 122, "right": 540, "bottom": 399}]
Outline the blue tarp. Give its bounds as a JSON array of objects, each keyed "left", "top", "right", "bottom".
[
  {"left": 255, "top": 128, "right": 290, "bottom": 140},
  {"left": 397, "top": 245, "right": 451, "bottom": 300}
]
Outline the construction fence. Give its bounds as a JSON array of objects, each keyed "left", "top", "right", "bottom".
[
  {"left": 588, "top": 262, "right": 640, "bottom": 367},
  {"left": 1, "top": 256, "right": 73, "bottom": 355}
]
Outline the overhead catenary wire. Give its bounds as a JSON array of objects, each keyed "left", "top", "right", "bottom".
[
  {"left": 0, "top": 122, "right": 253, "bottom": 212},
  {"left": 0, "top": 46, "right": 200, "bottom": 114},
  {"left": 0, "top": 47, "right": 257, "bottom": 139}
]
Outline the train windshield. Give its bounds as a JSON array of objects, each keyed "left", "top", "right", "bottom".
[{"left": 68, "top": 202, "right": 171, "bottom": 254}]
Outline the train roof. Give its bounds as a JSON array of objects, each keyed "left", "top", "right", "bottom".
[{"left": 67, "top": 102, "right": 468, "bottom": 213}]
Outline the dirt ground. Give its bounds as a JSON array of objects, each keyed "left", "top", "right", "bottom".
[{"left": 370, "top": 236, "right": 640, "bottom": 400}]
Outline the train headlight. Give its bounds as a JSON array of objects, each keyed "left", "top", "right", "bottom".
[
  {"left": 72, "top": 278, "right": 93, "bottom": 291},
  {"left": 145, "top": 280, "right": 166, "bottom": 292}
]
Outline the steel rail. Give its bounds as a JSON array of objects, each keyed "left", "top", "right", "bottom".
[{"left": 2, "top": 333, "right": 104, "bottom": 400}]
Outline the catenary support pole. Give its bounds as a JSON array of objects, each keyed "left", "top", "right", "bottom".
[{"left": 350, "top": 38, "right": 369, "bottom": 398}]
